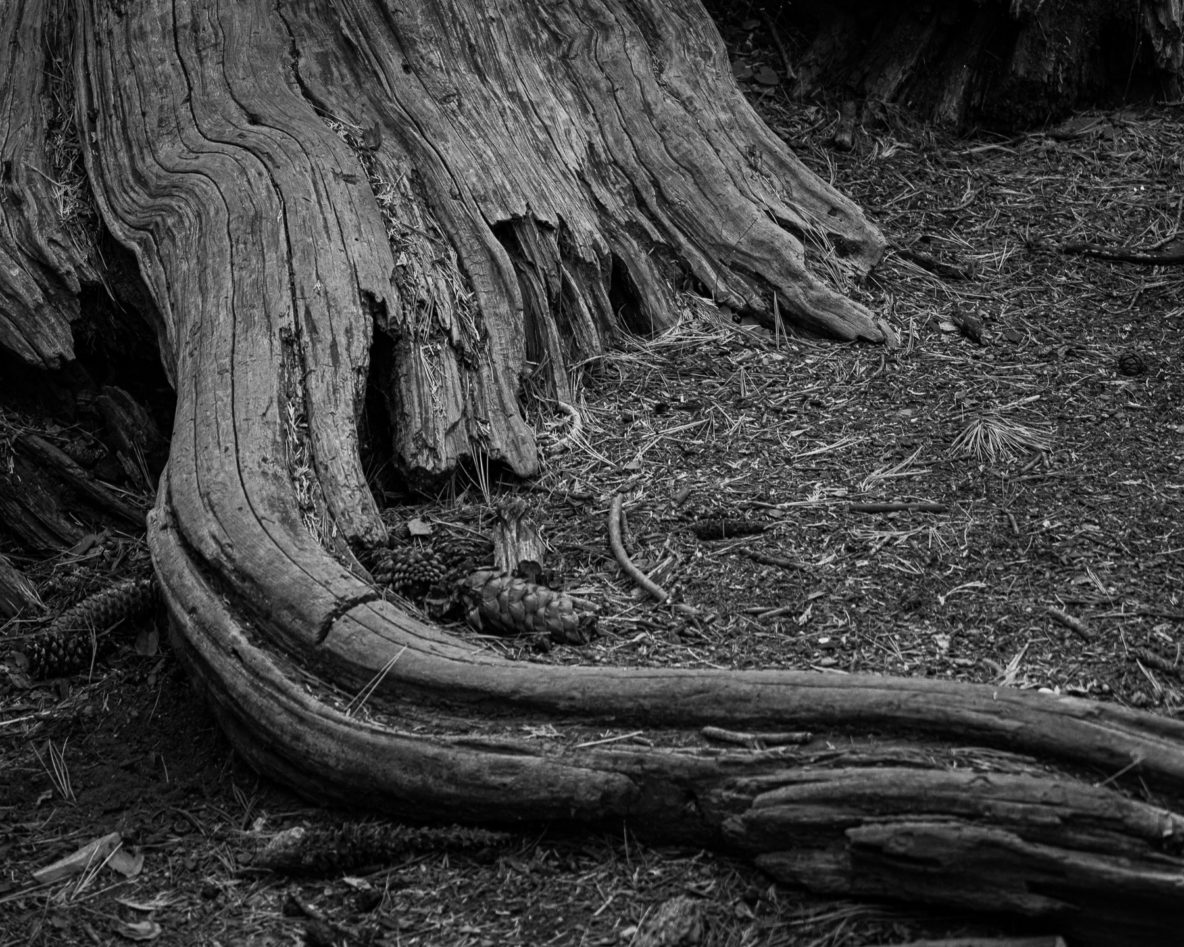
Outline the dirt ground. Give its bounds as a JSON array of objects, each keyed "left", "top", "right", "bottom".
[{"left": 3, "top": 35, "right": 1183, "bottom": 947}]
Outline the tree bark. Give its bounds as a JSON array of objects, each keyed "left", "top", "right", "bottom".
[
  {"left": 0, "top": 0, "right": 95, "bottom": 367},
  {"left": 3, "top": 1, "right": 1184, "bottom": 944},
  {"left": 767, "top": 0, "right": 1184, "bottom": 129}
]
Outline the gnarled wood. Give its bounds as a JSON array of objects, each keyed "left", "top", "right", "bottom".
[
  {"left": 279, "top": 0, "right": 889, "bottom": 475},
  {"left": 0, "top": 0, "right": 1159, "bottom": 943},
  {"left": 153, "top": 496, "right": 1184, "bottom": 945}
]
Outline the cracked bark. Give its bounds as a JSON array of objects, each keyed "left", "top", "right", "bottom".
[
  {"left": 0, "top": 0, "right": 96, "bottom": 367},
  {"left": 2, "top": 1, "right": 1183, "bottom": 944}
]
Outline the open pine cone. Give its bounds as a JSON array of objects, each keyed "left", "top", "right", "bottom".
[{"left": 459, "top": 570, "right": 596, "bottom": 644}]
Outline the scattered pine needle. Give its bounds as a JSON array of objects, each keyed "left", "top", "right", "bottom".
[{"left": 950, "top": 414, "right": 1051, "bottom": 462}]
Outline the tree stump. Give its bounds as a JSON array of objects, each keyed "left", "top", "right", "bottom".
[{"left": 1, "top": 2, "right": 1183, "bottom": 943}]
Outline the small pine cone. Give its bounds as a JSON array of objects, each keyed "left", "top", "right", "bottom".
[
  {"left": 381, "top": 545, "right": 448, "bottom": 596},
  {"left": 368, "top": 549, "right": 397, "bottom": 586},
  {"left": 1117, "top": 351, "right": 1146, "bottom": 376},
  {"left": 24, "top": 631, "right": 95, "bottom": 679},
  {"left": 460, "top": 570, "right": 596, "bottom": 644}
]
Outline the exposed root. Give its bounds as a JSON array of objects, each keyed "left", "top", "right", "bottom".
[{"left": 608, "top": 494, "right": 669, "bottom": 604}]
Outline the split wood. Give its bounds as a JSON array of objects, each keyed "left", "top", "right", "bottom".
[{"left": 17, "top": 433, "right": 145, "bottom": 527}]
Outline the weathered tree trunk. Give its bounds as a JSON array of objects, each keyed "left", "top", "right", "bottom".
[
  {"left": 3, "top": 1, "right": 1184, "bottom": 943},
  {"left": 0, "top": 1, "right": 95, "bottom": 366},
  {"left": 760, "top": 0, "right": 1184, "bottom": 129}
]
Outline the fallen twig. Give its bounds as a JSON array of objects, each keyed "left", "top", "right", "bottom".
[
  {"left": 848, "top": 501, "right": 947, "bottom": 514},
  {"left": 1061, "top": 242, "right": 1184, "bottom": 266},
  {"left": 762, "top": 10, "right": 796, "bottom": 81},
  {"left": 896, "top": 245, "right": 975, "bottom": 280},
  {"left": 1130, "top": 648, "right": 1182, "bottom": 679},
  {"left": 608, "top": 494, "right": 668, "bottom": 603},
  {"left": 1048, "top": 606, "right": 1092, "bottom": 640}
]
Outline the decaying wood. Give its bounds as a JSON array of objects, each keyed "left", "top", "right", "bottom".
[
  {"left": 91, "top": 386, "right": 167, "bottom": 489},
  {"left": 0, "top": 457, "right": 85, "bottom": 553},
  {"left": 293, "top": 0, "right": 887, "bottom": 475},
  {"left": 16, "top": 433, "right": 145, "bottom": 528},
  {"left": 1144, "top": 0, "right": 1184, "bottom": 76},
  {"left": 783, "top": 0, "right": 1184, "bottom": 128},
  {"left": 0, "top": 0, "right": 95, "bottom": 367},
  {"left": 492, "top": 498, "right": 546, "bottom": 576},
  {"left": 0, "top": 0, "right": 1171, "bottom": 943}
]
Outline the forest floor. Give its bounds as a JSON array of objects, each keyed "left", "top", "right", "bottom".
[{"left": 3, "top": 46, "right": 1183, "bottom": 947}]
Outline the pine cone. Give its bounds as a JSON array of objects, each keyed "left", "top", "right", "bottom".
[
  {"left": 23, "top": 632, "right": 95, "bottom": 679},
  {"left": 432, "top": 535, "right": 494, "bottom": 575},
  {"left": 46, "top": 577, "right": 157, "bottom": 636},
  {"left": 22, "top": 576, "right": 157, "bottom": 680},
  {"left": 460, "top": 570, "right": 596, "bottom": 644},
  {"left": 371, "top": 545, "right": 449, "bottom": 596},
  {"left": 256, "top": 822, "right": 512, "bottom": 876},
  {"left": 1117, "top": 351, "right": 1146, "bottom": 376}
]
